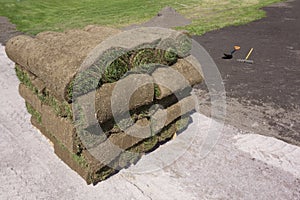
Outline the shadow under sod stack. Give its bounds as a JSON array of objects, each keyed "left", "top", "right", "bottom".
[{"left": 5, "top": 26, "right": 203, "bottom": 185}]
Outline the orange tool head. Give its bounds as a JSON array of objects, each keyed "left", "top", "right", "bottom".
[{"left": 234, "top": 45, "right": 241, "bottom": 50}]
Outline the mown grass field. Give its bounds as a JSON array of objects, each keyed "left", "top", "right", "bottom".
[{"left": 0, "top": 0, "right": 281, "bottom": 35}]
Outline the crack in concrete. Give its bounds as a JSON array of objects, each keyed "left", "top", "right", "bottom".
[{"left": 122, "top": 175, "right": 153, "bottom": 200}]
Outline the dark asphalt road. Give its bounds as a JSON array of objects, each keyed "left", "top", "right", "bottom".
[{"left": 193, "top": 0, "right": 300, "bottom": 109}]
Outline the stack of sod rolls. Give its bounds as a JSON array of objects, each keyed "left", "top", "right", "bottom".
[{"left": 5, "top": 26, "right": 203, "bottom": 185}]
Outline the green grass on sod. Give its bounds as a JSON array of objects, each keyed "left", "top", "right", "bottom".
[{"left": 0, "top": 0, "right": 282, "bottom": 35}]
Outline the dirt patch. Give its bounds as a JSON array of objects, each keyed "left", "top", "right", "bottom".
[
  {"left": 267, "top": 0, "right": 294, "bottom": 8},
  {"left": 124, "top": 6, "right": 191, "bottom": 30},
  {"left": 0, "top": 16, "right": 22, "bottom": 45},
  {"left": 195, "top": 88, "right": 300, "bottom": 146},
  {"left": 142, "top": 6, "right": 191, "bottom": 28},
  {"left": 193, "top": 0, "right": 300, "bottom": 145}
]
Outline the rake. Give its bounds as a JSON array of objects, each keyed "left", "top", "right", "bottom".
[{"left": 237, "top": 48, "right": 254, "bottom": 64}]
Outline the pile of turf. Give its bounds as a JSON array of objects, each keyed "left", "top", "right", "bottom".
[{"left": 6, "top": 26, "right": 202, "bottom": 185}]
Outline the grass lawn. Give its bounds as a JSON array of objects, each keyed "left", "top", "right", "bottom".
[{"left": 0, "top": 0, "right": 282, "bottom": 35}]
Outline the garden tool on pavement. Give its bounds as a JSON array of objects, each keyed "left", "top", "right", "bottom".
[
  {"left": 222, "top": 45, "right": 240, "bottom": 59},
  {"left": 237, "top": 48, "right": 254, "bottom": 64}
]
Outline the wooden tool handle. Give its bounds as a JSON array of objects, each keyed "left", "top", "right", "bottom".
[{"left": 245, "top": 48, "right": 254, "bottom": 60}]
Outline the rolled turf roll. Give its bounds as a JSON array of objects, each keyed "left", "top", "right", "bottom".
[
  {"left": 36, "top": 27, "right": 121, "bottom": 59},
  {"left": 150, "top": 95, "right": 196, "bottom": 134},
  {"left": 129, "top": 38, "right": 178, "bottom": 69},
  {"left": 155, "top": 37, "right": 178, "bottom": 65},
  {"left": 173, "top": 32, "right": 192, "bottom": 58},
  {"left": 129, "top": 48, "right": 158, "bottom": 69},
  {"left": 125, "top": 115, "right": 191, "bottom": 156},
  {"left": 6, "top": 26, "right": 122, "bottom": 102},
  {"left": 171, "top": 58, "right": 203, "bottom": 86},
  {"left": 5, "top": 35, "right": 34, "bottom": 68},
  {"left": 19, "top": 83, "right": 43, "bottom": 114},
  {"left": 70, "top": 47, "right": 130, "bottom": 99},
  {"left": 41, "top": 104, "right": 80, "bottom": 153},
  {"left": 95, "top": 73, "right": 154, "bottom": 124},
  {"left": 16, "top": 65, "right": 73, "bottom": 119},
  {"left": 152, "top": 66, "right": 191, "bottom": 100},
  {"left": 101, "top": 49, "right": 131, "bottom": 84},
  {"left": 152, "top": 58, "right": 203, "bottom": 100},
  {"left": 122, "top": 27, "right": 192, "bottom": 57},
  {"left": 35, "top": 31, "right": 65, "bottom": 45}
]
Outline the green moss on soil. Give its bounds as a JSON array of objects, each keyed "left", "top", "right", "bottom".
[
  {"left": 43, "top": 90, "right": 73, "bottom": 119},
  {"left": 15, "top": 66, "right": 37, "bottom": 94},
  {"left": 16, "top": 65, "right": 73, "bottom": 119},
  {"left": 55, "top": 137, "right": 89, "bottom": 168},
  {"left": 25, "top": 102, "right": 42, "bottom": 124},
  {"left": 154, "top": 84, "right": 161, "bottom": 98},
  {"left": 72, "top": 153, "right": 89, "bottom": 168},
  {"left": 94, "top": 166, "right": 116, "bottom": 184},
  {"left": 176, "top": 115, "right": 192, "bottom": 132},
  {"left": 66, "top": 79, "right": 74, "bottom": 101}
]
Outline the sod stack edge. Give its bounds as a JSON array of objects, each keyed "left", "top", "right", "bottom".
[{"left": 6, "top": 25, "right": 203, "bottom": 185}]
